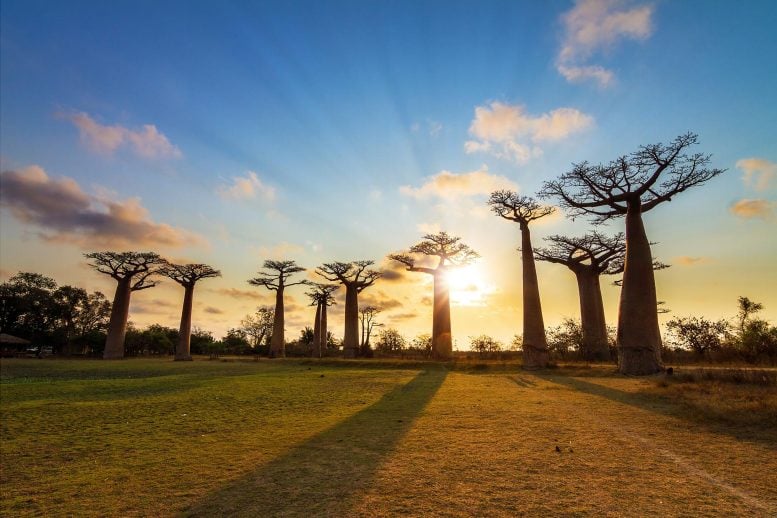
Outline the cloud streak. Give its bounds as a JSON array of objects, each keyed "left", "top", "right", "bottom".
[
  {"left": 400, "top": 166, "right": 518, "bottom": 200},
  {"left": 217, "top": 171, "right": 276, "bottom": 202},
  {"left": 737, "top": 158, "right": 776, "bottom": 192},
  {"left": 557, "top": 0, "right": 654, "bottom": 87},
  {"left": 0, "top": 165, "right": 204, "bottom": 248},
  {"left": 64, "top": 111, "right": 182, "bottom": 159},
  {"left": 465, "top": 102, "right": 593, "bottom": 163},
  {"left": 730, "top": 199, "right": 775, "bottom": 220}
]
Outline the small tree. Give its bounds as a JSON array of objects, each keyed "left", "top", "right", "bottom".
[
  {"left": 84, "top": 252, "right": 166, "bottom": 359},
  {"left": 375, "top": 328, "right": 407, "bottom": 354},
  {"left": 737, "top": 296, "right": 764, "bottom": 336},
  {"left": 315, "top": 261, "right": 381, "bottom": 358},
  {"left": 305, "top": 283, "right": 338, "bottom": 358},
  {"left": 541, "top": 133, "right": 724, "bottom": 375},
  {"left": 666, "top": 316, "right": 730, "bottom": 358},
  {"left": 488, "top": 192, "right": 555, "bottom": 368},
  {"left": 159, "top": 263, "right": 221, "bottom": 360},
  {"left": 359, "top": 305, "right": 383, "bottom": 356},
  {"left": 248, "top": 260, "right": 307, "bottom": 358},
  {"left": 241, "top": 306, "right": 274, "bottom": 352},
  {"left": 390, "top": 231, "right": 479, "bottom": 360},
  {"left": 470, "top": 335, "right": 503, "bottom": 359},
  {"left": 546, "top": 318, "right": 584, "bottom": 360}
]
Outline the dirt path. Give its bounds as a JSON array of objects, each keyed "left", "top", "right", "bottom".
[{"left": 351, "top": 372, "right": 777, "bottom": 517}]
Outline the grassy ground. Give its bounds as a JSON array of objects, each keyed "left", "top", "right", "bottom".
[{"left": 1, "top": 358, "right": 775, "bottom": 516}]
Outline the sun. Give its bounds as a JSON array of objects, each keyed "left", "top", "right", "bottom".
[{"left": 445, "top": 263, "right": 495, "bottom": 307}]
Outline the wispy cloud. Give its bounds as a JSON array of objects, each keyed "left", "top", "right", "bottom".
[
  {"left": 0, "top": 165, "right": 204, "bottom": 248},
  {"left": 204, "top": 306, "right": 224, "bottom": 315},
  {"left": 557, "top": 0, "right": 654, "bottom": 87},
  {"left": 217, "top": 171, "right": 276, "bottom": 202},
  {"left": 64, "top": 111, "right": 182, "bottom": 159},
  {"left": 253, "top": 241, "right": 304, "bottom": 260},
  {"left": 464, "top": 102, "right": 593, "bottom": 163},
  {"left": 737, "top": 158, "right": 776, "bottom": 192},
  {"left": 400, "top": 166, "right": 518, "bottom": 200},
  {"left": 674, "top": 256, "right": 709, "bottom": 266},
  {"left": 211, "top": 288, "right": 268, "bottom": 301},
  {"left": 729, "top": 199, "right": 775, "bottom": 220}
]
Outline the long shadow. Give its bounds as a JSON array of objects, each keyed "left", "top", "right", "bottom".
[
  {"left": 182, "top": 368, "right": 448, "bottom": 517},
  {"left": 530, "top": 373, "right": 777, "bottom": 450}
]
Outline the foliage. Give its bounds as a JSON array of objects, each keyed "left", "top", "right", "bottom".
[
  {"left": 408, "top": 333, "right": 433, "bottom": 358},
  {"left": 240, "top": 306, "right": 274, "bottom": 350},
  {"left": 375, "top": 328, "right": 407, "bottom": 353},
  {"left": 546, "top": 318, "right": 583, "bottom": 360},
  {"left": 666, "top": 316, "right": 731, "bottom": 356},
  {"left": 470, "top": 335, "right": 503, "bottom": 358}
]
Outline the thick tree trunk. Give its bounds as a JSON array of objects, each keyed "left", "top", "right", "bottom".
[
  {"left": 520, "top": 225, "right": 549, "bottom": 368},
  {"left": 575, "top": 269, "right": 610, "bottom": 362},
  {"left": 175, "top": 284, "right": 194, "bottom": 361},
  {"left": 270, "top": 287, "right": 285, "bottom": 358},
  {"left": 104, "top": 278, "right": 132, "bottom": 359},
  {"left": 313, "top": 303, "right": 322, "bottom": 358},
  {"left": 320, "top": 304, "right": 328, "bottom": 357},
  {"left": 343, "top": 285, "right": 359, "bottom": 358},
  {"left": 432, "top": 271, "right": 452, "bottom": 360},
  {"left": 617, "top": 200, "right": 663, "bottom": 375}
]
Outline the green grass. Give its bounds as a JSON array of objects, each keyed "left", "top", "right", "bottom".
[{"left": 1, "top": 358, "right": 775, "bottom": 516}]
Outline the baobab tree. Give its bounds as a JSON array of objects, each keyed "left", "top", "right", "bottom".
[
  {"left": 305, "top": 283, "right": 338, "bottom": 358},
  {"left": 389, "top": 232, "right": 479, "bottom": 360},
  {"left": 84, "top": 251, "right": 166, "bottom": 359},
  {"left": 487, "top": 192, "right": 555, "bottom": 368},
  {"left": 359, "top": 305, "right": 383, "bottom": 355},
  {"left": 159, "top": 262, "right": 221, "bottom": 360},
  {"left": 540, "top": 133, "right": 724, "bottom": 375},
  {"left": 534, "top": 232, "right": 625, "bottom": 361},
  {"left": 315, "top": 261, "right": 381, "bottom": 358},
  {"left": 248, "top": 260, "right": 306, "bottom": 358}
]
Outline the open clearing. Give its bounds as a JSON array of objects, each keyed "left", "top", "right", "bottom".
[{"left": 1, "top": 359, "right": 775, "bottom": 517}]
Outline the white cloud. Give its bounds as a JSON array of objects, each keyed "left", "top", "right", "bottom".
[
  {"left": 730, "top": 199, "right": 775, "bottom": 220},
  {"left": 557, "top": 0, "right": 654, "bottom": 87},
  {"left": 400, "top": 166, "right": 518, "bottom": 200},
  {"left": 217, "top": 171, "right": 276, "bottom": 202},
  {"left": 737, "top": 158, "right": 776, "bottom": 192},
  {"left": 416, "top": 222, "right": 441, "bottom": 234},
  {"left": 65, "top": 111, "right": 182, "bottom": 159},
  {"left": 254, "top": 241, "right": 305, "bottom": 260},
  {"left": 465, "top": 102, "right": 593, "bottom": 163}
]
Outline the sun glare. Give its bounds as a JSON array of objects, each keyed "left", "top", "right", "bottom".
[{"left": 445, "top": 263, "right": 495, "bottom": 307}]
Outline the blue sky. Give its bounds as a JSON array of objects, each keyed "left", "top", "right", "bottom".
[{"left": 1, "top": 0, "right": 776, "bottom": 343}]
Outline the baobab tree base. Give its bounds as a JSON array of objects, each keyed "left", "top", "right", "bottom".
[
  {"left": 617, "top": 347, "right": 662, "bottom": 375},
  {"left": 174, "top": 356, "right": 193, "bottom": 361},
  {"left": 522, "top": 345, "right": 549, "bottom": 369}
]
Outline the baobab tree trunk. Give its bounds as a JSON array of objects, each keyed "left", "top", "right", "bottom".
[
  {"left": 175, "top": 284, "right": 194, "bottom": 361},
  {"left": 618, "top": 200, "right": 663, "bottom": 375},
  {"left": 313, "top": 303, "right": 322, "bottom": 358},
  {"left": 104, "top": 278, "right": 132, "bottom": 359},
  {"left": 270, "top": 288, "right": 285, "bottom": 358},
  {"left": 320, "top": 303, "right": 328, "bottom": 357},
  {"left": 520, "top": 224, "right": 549, "bottom": 368},
  {"left": 343, "top": 285, "right": 359, "bottom": 358},
  {"left": 575, "top": 269, "right": 610, "bottom": 362},
  {"left": 432, "top": 271, "right": 452, "bottom": 360}
]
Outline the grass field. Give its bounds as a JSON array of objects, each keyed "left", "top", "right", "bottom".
[{"left": 1, "top": 358, "right": 776, "bottom": 516}]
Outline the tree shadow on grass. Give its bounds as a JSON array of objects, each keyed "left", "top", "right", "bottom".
[
  {"left": 182, "top": 368, "right": 448, "bottom": 517},
  {"left": 530, "top": 373, "right": 777, "bottom": 450}
]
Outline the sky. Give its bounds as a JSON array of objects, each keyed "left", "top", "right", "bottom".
[{"left": 1, "top": 0, "right": 776, "bottom": 347}]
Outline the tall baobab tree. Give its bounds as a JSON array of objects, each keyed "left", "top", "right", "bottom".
[
  {"left": 315, "top": 261, "right": 381, "bottom": 358},
  {"left": 248, "top": 260, "right": 307, "bottom": 358},
  {"left": 84, "top": 251, "right": 166, "bottom": 359},
  {"left": 305, "top": 283, "right": 338, "bottom": 358},
  {"left": 534, "top": 232, "right": 625, "bottom": 361},
  {"left": 359, "top": 305, "right": 383, "bottom": 355},
  {"left": 487, "top": 192, "right": 555, "bottom": 369},
  {"left": 390, "top": 232, "right": 479, "bottom": 360},
  {"left": 159, "top": 262, "right": 221, "bottom": 361},
  {"left": 540, "top": 133, "right": 724, "bottom": 375}
]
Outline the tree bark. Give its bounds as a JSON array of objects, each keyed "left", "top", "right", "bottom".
[
  {"left": 617, "top": 200, "right": 663, "bottom": 374},
  {"left": 520, "top": 224, "right": 549, "bottom": 368},
  {"left": 320, "top": 303, "right": 328, "bottom": 357},
  {"left": 175, "top": 284, "right": 194, "bottom": 361},
  {"left": 104, "top": 278, "right": 132, "bottom": 359},
  {"left": 313, "top": 303, "right": 322, "bottom": 358},
  {"left": 343, "top": 284, "right": 359, "bottom": 358},
  {"left": 432, "top": 271, "right": 452, "bottom": 360},
  {"left": 270, "top": 287, "right": 285, "bottom": 358},
  {"left": 575, "top": 269, "right": 610, "bottom": 362}
]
